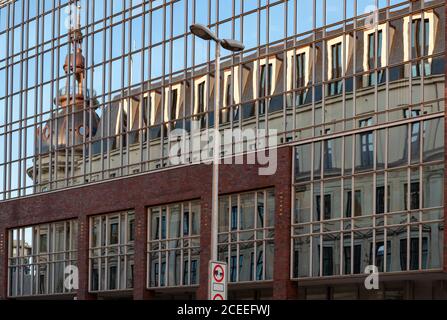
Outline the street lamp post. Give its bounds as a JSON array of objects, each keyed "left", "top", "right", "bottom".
[{"left": 189, "top": 24, "right": 244, "bottom": 266}]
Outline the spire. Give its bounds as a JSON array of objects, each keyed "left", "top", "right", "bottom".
[{"left": 60, "top": 0, "right": 85, "bottom": 108}]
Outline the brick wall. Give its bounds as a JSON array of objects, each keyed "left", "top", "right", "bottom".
[{"left": 0, "top": 146, "right": 295, "bottom": 300}]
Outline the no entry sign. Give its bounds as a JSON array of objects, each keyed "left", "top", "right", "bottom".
[{"left": 209, "top": 261, "right": 227, "bottom": 300}]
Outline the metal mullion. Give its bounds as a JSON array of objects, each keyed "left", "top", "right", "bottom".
[
  {"left": 18, "top": 227, "right": 23, "bottom": 296},
  {"left": 146, "top": 1, "right": 153, "bottom": 171},
  {"left": 350, "top": 119, "right": 355, "bottom": 275},
  {"left": 53, "top": 0, "right": 62, "bottom": 192},
  {"left": 65, "top": 12, "right": 72, "bottom": 189},
  {"left": 85, "top": 0, "right": 93, "bottom": 184},
  {"left": 166, "top": 2, "right": 174, "bottom": 162},
  {"left": 179, "top": 203, "right": 184, "bottom": 286},
  {"left": 47, "top": 0, "right": 55, "bottom": 192},
  {"left": 99, "top": 0, "right": 106, "bottom": 182},
  {"left": 123, "top": 212, "right": 128, "bottom": 290},
  {"left": 339, "top": 135, "right": 345, "bottom": 275},
  {"left": 50, "top": 223, "right": 55, "bottom": 294},
  {"left": 45, "top": 224, "right": 50, "bottom": 295},
  {"left": 372, "top": 128, "right": 378, "bottom": 266},
  {"left": 6, "top": 5, "right": 13, "bottom": 198},
  {"left": 119, "top": 2, "right": 126, "bottom": 179},
  {"left": 159, "top": 3, "right": 167, "bottom": 167},
  {"left": 125, "top": 2, "right": 131, "bottom": 178},
  {"left": 35, "top": 225, "right": 40, "bottom": 294},
  {"left": 138, "top": 1, "right": 146, "bottom": 173},
  {"left": 16, "top": 0, "right": 26, "bottom": 197},
  {"left": 290, "top": 145, "right": 296, "bottom": 279},
  {"left": 88, "top": 217, "right": 94, "bottom": 292},
  {"left": 385, "top": 6, "right": 390, "bottom": 124},
  {"left": 309, "top": 139, "right": 315, "bottom": 262},
  {"left": 420, "top": 6, "right": 426, "bottom": 112},
  {"left": 351, "top": 0, "right": 357, "bottom": 123},
  {"left": 1, "top": 3, "right": 10, "bottom": 200},
  {"left": 116, "top": 214, "right": 122, "bottom": 290},
  {"left": 104, "top": 216, "right": 109, "bottom": 291},
  {"left": 166, "top": 205, "right": 170, "bottom": 286},
  {"left": 408, "top": 1, "right": 414, "bottom": 115},
  {"left": 63, "top": 220, "right": 68, "bottom": 293},
  {"left": 106, "top": 4, "right": 113, "bottom": 179},
  {"left": 69, "top": 4, "right": 78, "bottom": 188},
  {"left": 236, "top": 194, "right": 241, "bottom": 282},
  {"left": 146, "top": 208, "right": 150, "bottom": 289},
  {"left": 264, "top": 0, "right": 271, "bottom": 136},
  {"left": 254, "top": 0, "right": 260, "bottom": 132},
  {"left": 373, "top": 0, "right": 379, "bottom": 123},
  {"left": 6, "top": 231, "right": 11, "bottom": 297}
]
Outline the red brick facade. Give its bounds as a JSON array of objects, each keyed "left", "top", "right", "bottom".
[{"left": 0, "top": 146, "right": 295, "bottom": 300}]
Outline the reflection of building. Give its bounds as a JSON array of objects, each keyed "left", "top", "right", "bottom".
[{"left": 0, "top": 0, "right": 446, "bottom": 300}]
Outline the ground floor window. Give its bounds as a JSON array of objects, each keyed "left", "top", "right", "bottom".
[
  {"left": 148, "top": 201, "right": 200, "bottom": 288},
  {"left": 8, "top": 220, "right": 78, "bottom": 297},
  {"left": 89, "top": 211, "right": 135, "bottom": 292},
  {"left": 218, "top": 189, "right": 275, "bottom": 283}
]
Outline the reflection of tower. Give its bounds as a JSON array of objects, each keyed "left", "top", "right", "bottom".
[
  {"left": 46, "top": 1, "right": 99, "bottom": 151},
  {"left": 28, "top": 1, "right": 99, "bottom": 186}
]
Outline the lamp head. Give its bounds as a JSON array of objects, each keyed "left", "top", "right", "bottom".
[
  {"left": 221, "top": 39, "right": 245, "bottom": 52},
  {"left": 190, "top": 24, "right": 219, "bottom": 42}
]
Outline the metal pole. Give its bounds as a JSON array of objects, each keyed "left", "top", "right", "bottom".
[{"left": 211, "top": 43, "right": 221, "bottom": 262}]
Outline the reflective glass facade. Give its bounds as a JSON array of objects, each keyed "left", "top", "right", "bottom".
[
  {"left": 0, "top": 0, "right": 443, "bottom": 200},
  {"left": 0, "top": 0, "right": 445, "bottom": 300}
]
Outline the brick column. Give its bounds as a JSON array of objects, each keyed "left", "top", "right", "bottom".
[
  {"left": 76, "top": 215, "right": 96, "bottom": 300},
  {"left": 133, "top": 206, "right": 154, "bottom": 300},
  {"left": 0, "top": 228, "right": 6, "bottom": 300},
  {"left": 273, "top": 147, "right": 297, "bottom": 299}
]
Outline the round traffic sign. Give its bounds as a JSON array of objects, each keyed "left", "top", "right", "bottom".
[
  {"left": 213, "top": 264, "right": 225, "bottom": 283},
  {"left": 213, "top": 293, "right": 224, "bottom": 300}
]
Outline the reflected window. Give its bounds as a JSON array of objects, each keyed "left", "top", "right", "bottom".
[
  {"left": 198, "top": 82, "right": 206, "bottom": 128},
  {"left": 376, "top": 186, "right": 385, "bottom": 214},
  {"left": 411, "top": 19, "right": 430, "bottom": 77},
  {"left": 346, "top": 190, "right": 362, "bottom": 218},
  {"left": 259, "top": 63, "right": 272, "bottom": 115},
  {"left": 295, "top": 53, "right": 307, "bottom": 105},
  {"left": 404, "top": 182, "right": 420, "bottom": 210},
  {"left": 329, "top": 42, "right": 342, "bottom": 96},
  {"left": 109, "top": 221, "right": 119, "bottom": 245},
  {"left": 367, "top": 31, "right": 384, "bottom": 85},
  {"left": 323, "top": 139, "right": 333, "bottom": 171},
  {"left": 372, "top": 241, "right": 391, "bottom": 272},
  {"left": 404, "top": 109, "right": 421, "bottom": 162},
  {"left": 400, "top": 237, "right": 428, "bottom": 271},
  {"left": 170, "top": 89, "right": 178, "bottom": 122},
  {"left": 322, "top": 247, "right": 334, "bottom": 276},
  {"left": 316, "top": 194, "right": 331, "bottom": 221},
  {"left": 359, "top": 119, "right": 374, "bottom": 169}
]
